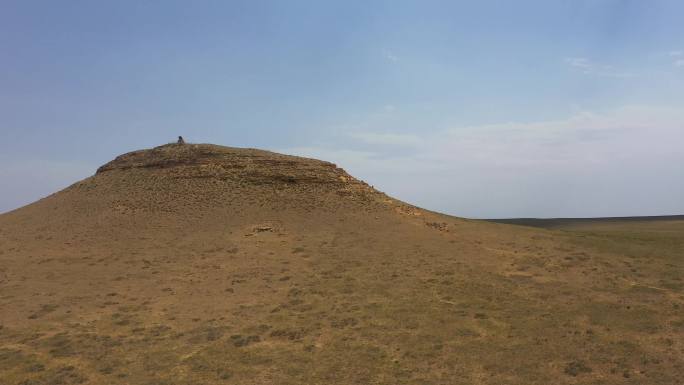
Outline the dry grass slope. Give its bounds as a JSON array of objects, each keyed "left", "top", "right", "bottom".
[{"left": 1, "top": 143, "right": 682, "bottom": 384}]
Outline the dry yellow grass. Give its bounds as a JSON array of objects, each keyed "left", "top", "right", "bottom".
[{"left": 0, "top": 143, "right": 682, "bottom": 384}]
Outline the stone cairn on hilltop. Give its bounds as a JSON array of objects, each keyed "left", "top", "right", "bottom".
[{"left": 177, "top": 136, "right": 185, "bottom": 145}]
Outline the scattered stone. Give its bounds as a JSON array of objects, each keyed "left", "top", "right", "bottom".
[
  {"left": 564, "top": 360, "right": 592, "bottom": 376},
  {"left": 230, "top": 334, "right": 260, "bottom": 347}
]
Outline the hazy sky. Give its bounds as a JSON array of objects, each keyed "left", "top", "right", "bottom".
[{"left": 2, "top": 1, "right": 683, "bottom": 218}]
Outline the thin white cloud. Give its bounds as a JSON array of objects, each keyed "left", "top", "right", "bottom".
[
  {"left": 564, "top": 57, "right": 634, "bottom": 78},
  {"left": 667, "top": 50, "right": 684, "bottom": 66},
  {"left": 383, "top": 50, "right": 399, "bottom": 62},
  {"left": 383, "top": 104, "right": 397, "bottom": 113},
  {"left": 349, "top": 132, "right": 422, "bottom": 147},
  {"left": 565, "top": 57, "right": 592, "bottom": 70},
  {"left": 433, "top": 106, "right": 682, "bottom": 167}
]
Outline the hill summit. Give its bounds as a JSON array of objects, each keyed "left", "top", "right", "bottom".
[
  {"left": 96, "top": 143, "right": 369, "bottom": 191},
  {"left": 5, "top": 143, "right": 399, "bottom": 239},
  {"left": 91, "top": 142, "right": 387, "bottom": 213},
  {"left": 0, "top": 143, "right": 681, "bottom": 385}
]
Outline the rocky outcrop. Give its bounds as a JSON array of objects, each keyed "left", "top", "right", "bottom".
[{"left": 96, "top": 143, "right": 362, "bottom": 187}]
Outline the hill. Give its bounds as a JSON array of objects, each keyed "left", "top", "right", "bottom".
[{"left": 0, "top": 143, "right": 682, "bottom": 385}]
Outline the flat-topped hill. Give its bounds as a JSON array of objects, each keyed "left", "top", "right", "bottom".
[
  {"left": 96, "top": 143, "right": 366, "bottom": 188},
  {"left": 90, "top": 143, "right": 384, "bottom": 213},
  {"left": 0, "top": 143, "right": 682, "bottom": 385},
  {"left": 0, "top": 143, "right": 394, "bottom": 239}
]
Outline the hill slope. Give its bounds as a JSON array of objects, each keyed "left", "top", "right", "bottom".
[{"left": 1, "top": 143, "right": 682, "bottom": 385}]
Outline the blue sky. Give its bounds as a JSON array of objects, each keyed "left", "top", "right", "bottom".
[{"left": 1, "top": 0, "right": 683, "bottom": 217}]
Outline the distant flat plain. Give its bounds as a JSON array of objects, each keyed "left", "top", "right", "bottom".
[{"left": 486, "top": 215, "right": 684, "bottom": 230}]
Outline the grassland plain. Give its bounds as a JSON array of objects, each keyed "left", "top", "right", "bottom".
[{"left": 0, "top": 143, "right": 682, "bottom": 384}]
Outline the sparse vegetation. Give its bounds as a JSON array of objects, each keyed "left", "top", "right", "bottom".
[{"left": 0, "top": 144, "right": 682, "bottom": 384}]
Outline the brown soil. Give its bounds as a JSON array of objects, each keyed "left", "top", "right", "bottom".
[{"left": 0, "top": 143, "right": 682, "bottom": 384}]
